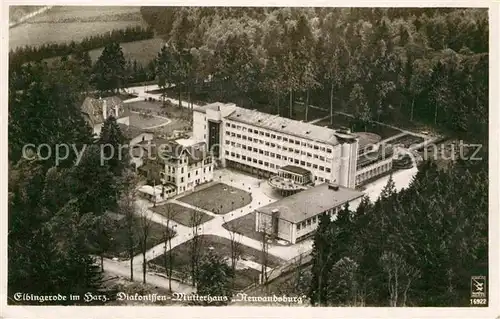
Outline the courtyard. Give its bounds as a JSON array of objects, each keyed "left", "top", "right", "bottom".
[
  {"left": 177, "top": 182, "right": 252, "bottom": 215},
  {"left": 151, "top": 203, "right": 214, "bottom": 227}
]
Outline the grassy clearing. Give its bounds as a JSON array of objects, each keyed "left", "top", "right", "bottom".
[
  {"left": 151, "top": 203, "right": 214, "bottom": 227},
  {"left": 87, "top": 38, "right": 165, "bottom": 65},
  {"left": 178, "top": 183, "right": 252, "bottom": 215},
  {"left": 10, "top": 6, "right": 146, "bottom": 50}
]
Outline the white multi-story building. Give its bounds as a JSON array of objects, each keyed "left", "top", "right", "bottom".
[{"left": 192, "top": 102, "right": 359, "bottom": 188}]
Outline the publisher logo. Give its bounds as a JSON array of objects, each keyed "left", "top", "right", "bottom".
[{"left": 471, "top": 276, "right": 486, "bottom": 298}]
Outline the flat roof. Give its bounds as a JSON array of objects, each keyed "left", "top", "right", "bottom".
[
  {"left": 279, "top": 165, "right": 310, "bottom": 176},
  {"left": 256, "top": 183, "right": 364, "bottom": 223},
  {"left": 194, "top": 103, "right": 357, "bottom": 146}
]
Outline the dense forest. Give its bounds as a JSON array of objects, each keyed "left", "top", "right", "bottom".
[
  {"left": 141, "top": 7, "right": 488, "bottom": 141},
  {"left": 308, "top": 156, "right": 488, "bottom": 307},
  {"left": 8, "top": 7, "right": 489, "bottom": 307}
]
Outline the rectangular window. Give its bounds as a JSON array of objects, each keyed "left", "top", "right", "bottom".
[
  {"left": 231, "top": 132, "right": 235, "bottom": 137},
  {"left": 231, "top": 142, "right": 235, "bottom": 146},
  {"left": 326, "top": 168, "right": 331, "bottom": 173},
  {"left": 313, "top": 164, "right": 318, "bottom": 169},
  {"left": 259, "top": 131, "right": 264, "bottom": 136},
  {"left": 226, "top": 123, "right": 230, "bottom": 127},
  {"left": 283, "top": 137, "right": 288, "bottom": 142},
  {"left": 236, "top": 125, "right": 241, "bottom": 130},
  {"left": 225, "top": 140, "right": 230, "bottom": 145},
  {"left": 259, "top": 140, "right": 264, "bottom": 144},
  {"left": 181, "top": 177, "right": 184, "bottom": 183},
  {"left": 271, "top": 134, "right": 276, "bottom": 138},
  {"left": 236, "top": 134, "right": 241, "bottom": 139},
  {"left": 289, "top": 139, "right": 294, "bottom": 144},
  {"left": 225, "top": 131, "right": 230, "bottom": 135},
  {"left": 236, "top": 154, "right": 240, "bottom": 159},
  {"left": 297, "top": 223, "right": 301, "bottom": 230},
  {"left": 314, "top": 145, "right": 319, "bottom": 150},
  {"left": 270, "top": 143, "right": 275, "bottom": 147},
  {"left": 283, "top": 156, "right": 287, "bottom": 161},
  {"left": 236, "top": 143, "right": 241, "bottom": 148},
  {"left": 264, "top": 162, "right": 269, "bottom": 167},
  {"left": 265, "top": 132, "right": 270, "bottom": 137},
  {"left": 320, "top": 147, "right": 325, "bottom": 152},
  {"left": 319, "top": 156, "right": 325, "bottom": 161},
  {"left": 249, "top": 128, "right": 253, "bottom": 133},
  {"left": 258, "top": 160, "right": 263, "bottom": 165},
  {"left": 295, "top": 149, "right": 300, "bottom": 154},
  {"left": 276, "top": 154, "right": 282, "bottom": 159},
  {"left": 307, "top": 219, "right": 311, "bottom": 226},
  {"left": 295, "top": 140, "right": 300, "bottom": 145},
  {"left": 231, "top": 124, "right": 236, "bottom": 128},
  {"left": 277, "top": 136, "right": 282, "bottom": 140},
  {"left": 242, "top": 155, "right": 247, "bottom": 160},
  {"left": 300, "top": 161, "right": 305, "bottom": 166},
  {"left": 294, "top": 159, "right": 299, "bottom": 164},
  {"left": 242, "top": 145, "right": 247, "bottom": 150},
  {"left": 259, "top": 149, "right": 264, "bottom": 154},
  {"left": 225, "top": 151, "right": 229, "bottom": 155},
  {"left": 253, "top": 158, "right": 258, "bottom": 163},
  {"left": 270, "top": 152, "right": 275, "bottom": 157},
  {"left": 314, "top": 154, "right": 319, "bottom": 159},
  {"left": 242, "top": 127, "right": 247, "bottom": 132},
  {"left": 307, "top": 153, "right": 312, "bottom": 157},
  {"left": 319, "top": 166, "right": 325, "bottom": 171},
  {"left": 270, "top": 163, "right": 275, "bottom": 168},
  {"left": 242, "top": 136, "right": 247, "bottom": 140},
  {"left": 248, "top": 137, "right": 253, "bottom": 142},
  {"left": 327, "top": 148, "right": 332, "bottom": 153},
  {"left": 265, "top": 142, "right": 270, "bottom": 146},
  {"left": 231, "top": 152, "right": 235, "bottom": 157},
  {"left": 283, "top": 147, "right": 288, "bottom": 151}
]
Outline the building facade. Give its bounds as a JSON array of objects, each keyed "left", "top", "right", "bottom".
[
  {"left": 159, "top": 140, "right": 215, "bottom": 195},
  {"left": 192, "top": 103, "right": 359, "bottom": 188},
  {"left": 81, "top": 96, "right": 130, "bottom": 136},
  {"left": 255, "top": 183, "right": 364, "bottom": 244}
]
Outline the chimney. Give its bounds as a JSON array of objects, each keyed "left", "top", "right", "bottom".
[
  {"left": 115, "top": 101, "right": 120, "bottom": 118},
  {"left": 102, "top": 98, "right": 107, "bottom": 120}
]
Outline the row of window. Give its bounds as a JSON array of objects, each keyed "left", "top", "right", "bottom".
[
  {"left": 296, "top": 210, "right": 335, "bottom": 230},
  {"left": 166, "top": 163, "right": 212, "bottom": 174},
  {"left": 224, "top": 148, "right": 331, "bottom": 173},
  {"left": 225, "top": 137, "right": 330, "bottom": 163},
  {"left": 225, "top": 124, "right": 333, "bottom": 153}
]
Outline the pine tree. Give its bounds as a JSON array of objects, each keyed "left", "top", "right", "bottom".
[
  {"left": 98, "top": 116, "right": 128, "bottom": 176},
  {"left": 92, "top": 42, "right": 126, "bottom": 94},
  {"left": 196, "top": 252, "right": 233, "bottom": 305}
]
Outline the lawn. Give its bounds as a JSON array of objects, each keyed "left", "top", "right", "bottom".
[
  {"left": 149, "top": 234, "right": 285, "bottom": 290},
  {"left": 129, "top": 112, "right": 170, "bottom": 129},
  {"left": 10, "top": 6, "right": 146, "bottom": 50},
  {"left": 104, "top": 213, "right": 175, "bottom": 259},
  {"left": 151, "top": 203, "right": 214, "bottom": 227},
  {"left": 87, "top": 37, "right": 165, "bottom": 66},
  {"left": 178, "top": 183, "right": 252, "bottom": 215},
  {"left": 223, "top": 212, "right": 291, "bottom": 246}
]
